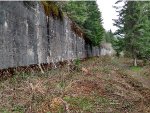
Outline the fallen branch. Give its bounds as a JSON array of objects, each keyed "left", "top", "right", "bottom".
[
  {"left": 38, "top": 64, "right": 44, "bottom": 74},
  {"left": 60, "top": 98, "right": 70, "bottom": 113}
]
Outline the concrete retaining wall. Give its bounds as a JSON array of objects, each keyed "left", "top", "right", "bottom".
[{"left": 0, "top": 1, "right": 101, "bottom": 69}]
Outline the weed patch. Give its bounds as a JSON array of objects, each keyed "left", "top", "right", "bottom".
[
  {"left": 130, "top": 66, "right": 142, "bottom": 71},
  {"left": 64, "top": 96, "right": 94, "bottom": 112}
]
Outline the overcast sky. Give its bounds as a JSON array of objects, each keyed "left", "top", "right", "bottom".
[{"left": 96, "top": 0, "right": 119, "bottom": 32}]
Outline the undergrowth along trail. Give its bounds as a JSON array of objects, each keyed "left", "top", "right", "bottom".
[{"left": 0, "top": 57, "right": 150, "bottom": 113}]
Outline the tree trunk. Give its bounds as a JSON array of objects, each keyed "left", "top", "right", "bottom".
[
  {"left": 134, "top": 57, "right": 137, "bottom": 67},
  {"left": 132, "top": 48, "right": 137, "bottom": 66}
]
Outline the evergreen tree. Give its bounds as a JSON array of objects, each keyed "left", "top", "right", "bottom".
[
  {"left": 114, "top": 1, "right": 150, "bottom": 66},
  {"left": 124, "top": 1, "right": 141, "bottom": 66},
  {"left": 83, "top": 1, "right": 104, "bottom": 45},
  {"left": 62, "top": 1, "right": 88, "bottom": 26},
  {"left": 136, "top": 2, "right": 150, "bottom": 60},
  {"left": 62, "top": 1, "right": 104, "bottom": 46},
  {"left": 103, "top": 30, "right": 114, "bottom": 43}
]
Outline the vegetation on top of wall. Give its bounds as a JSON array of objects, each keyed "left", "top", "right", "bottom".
[
  {"left": 41, "top": 1, "right": 63, "bottom": 19},
  {"left": 71, "top": 21, "right": 84, "bottom": 37},
  {"left": 71, "top": 21, "right": 93, "bottom": 44},
  {"left": 62, "top": 1, "right": 104, "bottom": 46}
]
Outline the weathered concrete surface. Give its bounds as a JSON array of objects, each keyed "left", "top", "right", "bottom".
[
  {"left": 0, "top": 1, "right": 46, "bottom": 69},
  {"left": 0, "top": 1, "right": 101, "bottom": 69},
  {"left": 100, "top": 43, "right": 116, "bottom": 56}
]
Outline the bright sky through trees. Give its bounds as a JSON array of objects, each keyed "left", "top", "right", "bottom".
[{"left": 97, "top": 0, "right": 124, "bottom": 32}]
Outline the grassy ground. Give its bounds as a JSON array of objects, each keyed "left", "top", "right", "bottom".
[{"left": 0, "top": 57, "right": 150, "bottom": 113}]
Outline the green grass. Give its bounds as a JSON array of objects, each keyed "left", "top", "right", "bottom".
[
  {"left": 12, "top": 105, "right": 26, "bottom": 113},
  {"left": 130, "top": 66, "right": 142, "bottom": 71},
  {"left": 0, "top": 108, "right": 10, "bottom": 113},
  {"left": 0, "top": 105, "right": 26, "bottom": 113},
  {"left": 64, "top": 96, "right": 94, "bottom": 112},
  {"left": 63, "top": 95, "right": 117, "bottom": 112}
]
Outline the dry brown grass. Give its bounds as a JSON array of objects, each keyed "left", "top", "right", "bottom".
[{"left": 0, "top": 56, "right": 150, "bottom": 113}]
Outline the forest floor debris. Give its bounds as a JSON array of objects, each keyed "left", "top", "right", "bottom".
[{"left": 0, "top": 57, "right": 150, "bottom": 113}]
